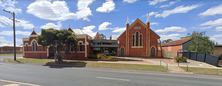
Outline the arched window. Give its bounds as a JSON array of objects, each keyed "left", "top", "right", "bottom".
[
  {"left": 132, "top": 35, "right": 134, "bottom": 46},
  {"left": 43, "top": 46, "right": 45, "bottom": 51},
  {"left": 79, "top": 43, "right": 82, "bottom": 51},
  {"left": 26, "top": 44, "right": 28, "bottom": 51},
  {"left": 136, "top": 32, "right": 138, "bottom": 46},
  {"left": 32, "top": 41, "right": 37, "bottom": 51},
  {"left": 140, "top": 34, "right": 142, "bottom": 46}
]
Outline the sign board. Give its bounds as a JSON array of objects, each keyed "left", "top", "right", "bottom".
[
  {"left": 134, "top": 26, "right": 141, "bottom": 30},
  {"left": 178, "top": 53, "right": 183, "bottom": 57},
  {"left": 93, "top": 48, "right": 100, "bottom": 51}
]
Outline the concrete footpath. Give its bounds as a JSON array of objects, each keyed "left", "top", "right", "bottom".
[{"left": 112, "top": 57, "right": 222, "bottom": 73}]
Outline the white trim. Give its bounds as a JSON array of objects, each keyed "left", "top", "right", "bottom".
[
  {"left": 29, "top": 35, "right": 38, "bottom": 37},
  {"left": 85, "top": 37, "right": 87, "bottom": 57},
  {"left": 78, "top": 41, "right": 84, "bottom": 45},
  {"left": 131, "top": 46, "right": 143, "bottom": 48}
]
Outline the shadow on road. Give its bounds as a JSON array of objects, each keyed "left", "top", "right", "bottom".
[{"left": 43, "top": 61, "right": 87, "bottom": 69}]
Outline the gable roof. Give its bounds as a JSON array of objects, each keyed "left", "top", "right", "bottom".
[
  {"left": 73, "top": 28, "right": 84, "bottom": 35},
  {"left": 31, "top": 30, "right": 38, "bottom": 35},
  {"left": 162, "top": 38, "right": 191, "bottom": 46},
  {"left": 117, "top": 18, "right": 160, "bottom": 39}
]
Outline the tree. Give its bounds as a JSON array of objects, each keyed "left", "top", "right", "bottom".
[
  {"left": 180, "top": 36, "right": 190, "bottom": 39},
  {"left": 162, "top": 39, "right": 173, "bottom": 45},
  {"left": 189, "top": 31, "right": 217, "bottom": 54},
  {"left": 37, "top": 28, "right": 78, "bottom": 62}
]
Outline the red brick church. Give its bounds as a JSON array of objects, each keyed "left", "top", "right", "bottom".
[
  {"left": 23, "top": 13, "right": 162, "bottom": 59},
  {"left": 118, "top": 14, "right": 162, "bottom": 57}
]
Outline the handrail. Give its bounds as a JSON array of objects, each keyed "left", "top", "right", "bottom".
[
  {"left": 160, "top": 60, "right": 168, "bottom": 69},
  {"left": 178, "top": 62, "right": 188, "bottom": 71}
]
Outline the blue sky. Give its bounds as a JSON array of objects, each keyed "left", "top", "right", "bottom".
[{"left": 0, "top": 0, "right": 222, "bottom": 45}]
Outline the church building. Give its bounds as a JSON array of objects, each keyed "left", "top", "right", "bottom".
[{"left": 117, "top": 14, "right": 162, "bottom": 57}]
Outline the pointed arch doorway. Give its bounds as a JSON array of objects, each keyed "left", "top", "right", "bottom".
[
  {"left": 151, "top": 47, "right": 155, "bottom": 57},
  {"left": 120, "top": 47, "right": 124, "bottom": 56}
]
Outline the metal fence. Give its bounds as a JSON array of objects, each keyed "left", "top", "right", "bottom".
[{"left": 184, "top": 52, "right": 219, "bottom": 66}]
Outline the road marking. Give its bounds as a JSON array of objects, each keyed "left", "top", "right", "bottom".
[
  {"left": 8, "top": 68, "right": 27, "bottom": 71},
  {"left": 0, "top": 79, "right": 41, "bottom": 86},
  {"left": 97, "top": 77, "right": 130, "bottom": 81}
]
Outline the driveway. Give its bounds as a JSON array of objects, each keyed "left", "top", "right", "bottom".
[{"left": 0, "top": 54, "right": 23, "bottom": 62}]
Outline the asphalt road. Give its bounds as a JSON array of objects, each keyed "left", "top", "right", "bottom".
[{"left": 0, "top": 55, "right": 222, "bottom": 86}]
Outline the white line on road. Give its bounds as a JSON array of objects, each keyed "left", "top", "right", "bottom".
[
  {"left": 97, "top": 77, "right": 130, "bottom": 81},
  {"left": 8, "top": 68, "right": 27, "bottom": 71},
  {"left": 0, "top": 79, "right": 41, "bottom": 86}
]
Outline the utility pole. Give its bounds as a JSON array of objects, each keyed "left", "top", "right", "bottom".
[{"left": 3, "top": 9, "right": 20, "bottom": 60}]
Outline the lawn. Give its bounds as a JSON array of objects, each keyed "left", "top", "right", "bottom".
[
  {"left": 4, "top": 58, "right": 167, "bottom": 71},
  {"left": 180, "top": 67, "right": 222, "bottom": 75}
]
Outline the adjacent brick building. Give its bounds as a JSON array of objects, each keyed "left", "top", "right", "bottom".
[
  {"left": 0, "top": 44, "right": 22, "bottom": 54},
  {"left": 23, "top": 26, "right": 92, "bottom": 60},
  {"left": 117, "top": 15, "right": 162, "bottom": 57}
]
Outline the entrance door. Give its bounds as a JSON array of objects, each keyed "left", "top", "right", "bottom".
[
  {"left": 120, "top": 48, "right": 124, "bottom": 56},
  {"left": 151, "top": 47, "right": 155, "bottom": 57},
  {"left": 48, "top": 46, "right": 54, "bottom": 59}
]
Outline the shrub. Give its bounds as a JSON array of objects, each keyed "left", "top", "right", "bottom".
[
  {"left": 97, "top": 53, "right": 107, "bottom": 59},
  {"left": 108, "top": 56, "right": 115, "bottom": 59},
  {"left": 88, "top": 55, "right": 97, "bottom": 59},
  {"left": 174, "top": 56, "right": 187, "bottom": 62}
]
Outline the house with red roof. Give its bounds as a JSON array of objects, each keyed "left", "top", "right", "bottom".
[{"left": 161, "top": 38, "right": 191, "bottom": 58}]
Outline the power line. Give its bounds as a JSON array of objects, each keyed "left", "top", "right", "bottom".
[{"left": 3, "top": 9, "right": 20, "bottom": 61}]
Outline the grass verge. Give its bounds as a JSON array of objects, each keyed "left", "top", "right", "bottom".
[
  {"left": 4, "top": 58, "right": 53, "bottom": 64},
  {"left": 0, "top": 53, "right": 22, "bottom": 56},
  {"left": 180, "top": 67, "right": 222, "bottom": 75},
  {"left": 4, "top": 58, "right": 167, "bottom": 71}
]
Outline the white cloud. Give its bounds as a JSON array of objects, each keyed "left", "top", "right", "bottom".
[
  {"left": 155, "top": 26, "right": 187, "bottom": 34},
  {"left": 27, "top": 0, "right": 94, "bottom": 21},
  {"left": 155, "top": 4, "right": 203, "bottom": 18},
  {"left": 123, "top": 0, "right": 138, "bottom": 3},
  {"left": 159, "top": 0, "right": 180, "bottom": 8},
  {"left": 0, "top": 0, "right": 22, "bottom": 14},
  {"left": 0, "top": 36, "right": 10, "bottom": 43},
  {"left": 149, "top": 0, "right": 168, "bottom": 5},
  {"left": 151, "top": 22, "right": 159, "bottom": 25},
  {"left": 200, "top": 18, "right": 222, "bottom": 26},
  {"left": 210, "top": 34, "right": 222, "bottom": 44},
  {"left": 199, "top": 4, "right": 222, "bottom": 16},
  {"left": 40, "top": 21, "right": 62, "bottom": 30},
  {"left": 82, "top": 25, "right": 97, "bottom": 37},
  {"left": 142, "top": 12, "right": 158, "bottom": 17},
  {"left": 83, "top": 25, "right": 96, "bottom": 30},
  {"left": 99, "top": 22, "right": 112, "bottom": 30},
  {"left": 216, "top": 26, "right": 222, "bottom": 31},
  {"left": 96, "top": 0, "right": 115, "bottom": 13},
  {"left": 0, "top": 31, "right": 31, "bottom": 36},
  {"left": 200, "top": 26, "right": 212, "bottom": 29},
  {"left": 112, "top": 27, "right": 126, "bottom": 33},
  {"left": 0, "top": 16, "right": 34, "bottom": 29},
  {"left": 0, "top": 23, "right": 5, "bottom": 27},
  {"left": 159, "top": 34, "right": 181, "bottom": 40}
]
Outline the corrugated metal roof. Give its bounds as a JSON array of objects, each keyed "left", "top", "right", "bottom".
[
  {"left": 0, "top": 43, "right": 22, "bottom": 47},
  {"left": 73, "top": 29, "right": 84, "bottom": 35},
  {"left": 162, "top": 38, "right": 191, "bottom": 46}
]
